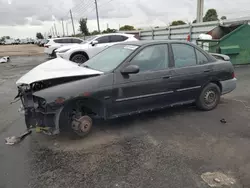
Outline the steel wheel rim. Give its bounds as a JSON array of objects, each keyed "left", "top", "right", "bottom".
[{"left": 204, "top": 90, "right": 217, "bottom": 105}]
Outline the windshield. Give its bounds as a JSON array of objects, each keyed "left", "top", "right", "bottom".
[
  {"left": 82, "top": 44, "right": 139, "bottom": 72},
  {"left": 81, "top": 36, "right": 97, "bottom": 44}
]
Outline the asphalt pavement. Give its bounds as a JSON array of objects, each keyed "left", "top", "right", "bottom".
[{"left": 0, "top": 56, "right": 250, "bottom": 188}]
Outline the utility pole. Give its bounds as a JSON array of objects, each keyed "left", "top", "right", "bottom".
[
  {"left": 70, "top": 9, "right": 76, "bottom": 35},
  {"left": 54, "top": 23, "right": 58, "bottom": 37},
  {"left": 107, "top": 23, "right": 109, "bottom": 30},
  {"left": 51, "top": 27, "right": 55, "bottom": 37},
  {"left": 94, "top": 0, "right": 101, "bottom": 33},
  {"left": 61, "top": 19, "right": 65, "bottom": 36},
  {"left": 196, "top": 0, "right": 204, "bottom": 23},
  {"left": 66, "top": 23, "right": 69, "bottom": 36}
]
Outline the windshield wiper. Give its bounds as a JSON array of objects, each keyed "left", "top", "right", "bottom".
[{"left": 82, "top": 65, "right": 89, "bottom": 68}]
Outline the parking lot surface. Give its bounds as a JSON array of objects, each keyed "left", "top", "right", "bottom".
[
  {"left": 0, "top": 56, "right": 250, "bottom": 188},
  {"left": 0, "top": 45, "right": 43, "bottom": 56}
]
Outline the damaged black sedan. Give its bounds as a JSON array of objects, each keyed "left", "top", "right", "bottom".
[{"left": 16, "top": 40, "right": 236, "bottom": 137}]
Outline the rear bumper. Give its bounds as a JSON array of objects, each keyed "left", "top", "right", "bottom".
[{"left": 220, "top": 78, "right": 237, "bottom": 95}]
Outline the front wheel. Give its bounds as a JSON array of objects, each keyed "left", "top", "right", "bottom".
[
  {"left": 59, "top": 104, "right": 93, "bottom": 137},
  {"left": 71, "top": 54, "right": 88, "bottom": 64},
  {"left": 71, "top": 115, "right": 93, "bottom": 137},
  {"left": 196, "top": 83, "right": 221, "bottom": 111}
]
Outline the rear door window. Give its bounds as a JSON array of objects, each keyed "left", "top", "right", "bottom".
[
  {"left": 63, "top": 38, "right": 73, "bottom": 43},
  {"left": 172, "top": 43, "right": 196, "bottom": 68},
  {"left": 72, "top": 38, "right": 83, "bottom": 43},
  {"left": 96, "top": 36, "right": 110, "bottom": 44},
  {"left": 110, "top": 35, "right": 128, "bottom": 42}
]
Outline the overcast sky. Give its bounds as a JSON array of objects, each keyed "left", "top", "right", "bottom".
[{"left": 0, "top": 0, "right": 249, "bottom": 38}]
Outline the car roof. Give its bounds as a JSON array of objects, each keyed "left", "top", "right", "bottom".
[
  {"left": 120, "top": 40, "right": 192, "bottom": 46},
  {"left": 95, "top": 33, "right": 135, "bottom": 37},
  {"left": 51, "top": 37, "right": 81, "bottom": 40}
]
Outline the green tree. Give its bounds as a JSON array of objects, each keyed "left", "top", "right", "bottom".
[
  {"left": 221, "top": 16, "right": 227, "bottom": 20},
  {"left": 36, "top": 32, "right": 44, "bottom": 39},
  {"left": 1, "top": 36, "right": 10, "bottom": 42},
  {"left": 79, "top": 18, "right": 89, "bottom": 36},
  {"left": 91, "top": 30, "right": 100, "bottom": 35},
  {"left": 102, "top": 28, "right": 117, "bottom": 34},
  {"left": 203, "top": 9, "right": 218, "bottom": 22},
  {"left": 119, "top": 25, "right": 135, "bottom": 31},
  {"left": 171, "top": 20, "right": 186, "bottom": 26}
]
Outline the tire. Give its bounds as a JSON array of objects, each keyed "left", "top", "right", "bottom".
[
  {"left": 51, "top": 49, "right": 57, "bottom": 58},
  {"left": 71, "top": 54, "right": 88, "bottom": 64},
  {"left": 196, "top": 83, "right": 221, "bottom": 111}
]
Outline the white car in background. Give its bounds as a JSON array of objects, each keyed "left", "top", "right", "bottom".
[
  {"left": 55, "top": 33, "right": 138, "bottom": 64},
  {"left": 4, "top": 39, "right": 15, "bottom": 45},
  {"left": 44, "top": 37, "right": 84, "bottom": 58}
]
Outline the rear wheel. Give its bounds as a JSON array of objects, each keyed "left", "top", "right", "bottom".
[
  {"left": 71, "top": 54, "right": 88, "bottom": 64},
  {"left": 196, "top": 83, "right": 221, "bottom": 111}
]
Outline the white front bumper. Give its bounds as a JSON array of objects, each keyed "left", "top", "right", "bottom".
[
  {"left": 44, "top": 48, "right": 50, "bottom": 54},
  {"left": 56, "top": 52, "right": 70, "bottom": 60}
]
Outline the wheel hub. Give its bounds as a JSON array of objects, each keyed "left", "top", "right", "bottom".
[
  {"left": 71, "top": 115, "right": 92, "bottom": 133},
  {"left": 204, "top": 90, "right": 216, "bottom": 104}
]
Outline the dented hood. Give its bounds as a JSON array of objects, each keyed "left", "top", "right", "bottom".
[{"left": 16, "top": 58, "right": 103, "bottom": 85}]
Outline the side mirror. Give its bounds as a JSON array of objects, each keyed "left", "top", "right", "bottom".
[
  {"left": 91, "top": 40, "right": 98, "bottom": 46},
  {"left": 121, "top": 65, "right": 139, "bottom": 75}
]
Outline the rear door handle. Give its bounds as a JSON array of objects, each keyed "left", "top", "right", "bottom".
[
  {"left": 204, "top": 69, "right": 212, "bottom": 73},
  {"left": 162, "top": 75, "right": 171, "bottom": 79}
]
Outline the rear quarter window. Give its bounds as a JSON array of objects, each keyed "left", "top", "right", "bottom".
[{"left": 196, "top": 49, "right": 209, "bottom": 64}]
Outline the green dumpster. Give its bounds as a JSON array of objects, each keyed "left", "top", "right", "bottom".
[{"left": 196, "top": 24, "right": 250, "bottom": 65}]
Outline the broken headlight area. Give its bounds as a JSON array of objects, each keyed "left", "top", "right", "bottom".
[{"left": 17, "top": 84, "right": 62, "bottom": 135}]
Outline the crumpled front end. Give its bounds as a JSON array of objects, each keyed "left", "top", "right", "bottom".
[{"left": 18, "top": 84, "right": 63, "bottom": 135}]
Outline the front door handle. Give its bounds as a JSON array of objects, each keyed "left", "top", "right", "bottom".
[
  {"left": 204, "top": 69, "right": 212, "bottom": 73},
  {"left": 162, "top": 75, "right": 171, "bottom": 79}
]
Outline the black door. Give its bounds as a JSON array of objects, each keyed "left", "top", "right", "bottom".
[
  {"left": 170, "top": 43, "right": 215, "bottom": 102},
  {"left": 110, "top": 44, "right": 176, "bottom": 117}
]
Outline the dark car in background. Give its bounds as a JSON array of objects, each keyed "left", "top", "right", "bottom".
[{"left": 16, "top": 40, "right": 236, "bottom": 137}]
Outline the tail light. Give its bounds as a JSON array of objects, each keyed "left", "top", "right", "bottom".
[
  {"left": 187, "top": 34, "right": 191, "bottom": 42},
  {"left": 232, "top": 72, "right": 235, "bottom": 78},
  {"left": 44, "top": 44, "right": 50, "bottom": 48}
]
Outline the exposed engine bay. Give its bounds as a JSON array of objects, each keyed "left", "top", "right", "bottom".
[{"left": 16, "top": 75, "right": 91, "bottom": 135}]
